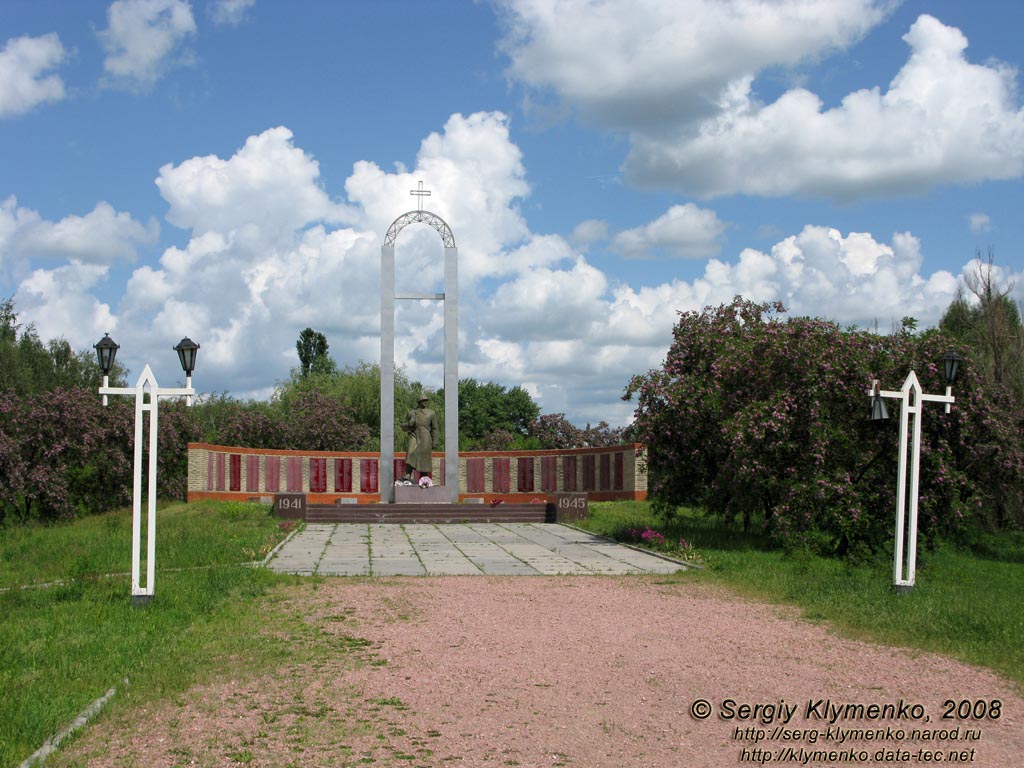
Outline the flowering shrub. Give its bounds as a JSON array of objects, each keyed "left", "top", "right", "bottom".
[
  {"left": 624, "top": 298, "right": 1024, "bottom": 556},
  {"left": 629, "top": 527, "right": 666, "bottom": 545},
  {"left": 627, "top": 527, "right": 704, "bottom": 564}
]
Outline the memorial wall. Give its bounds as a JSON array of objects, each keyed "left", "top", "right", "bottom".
[{"left": 187, "top": 442, "right": 648, "bottom": 504}]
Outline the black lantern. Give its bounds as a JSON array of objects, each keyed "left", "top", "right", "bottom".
[
  {"left": 174, "top": 337, "right": 200, "bottom": 375},
  {"left": 94, "top": 333, "right": 119, "bottom": 376},
  {"left": 942, "top": 350, "right": 963, "bottom": 384},
  {"left": 870, "top": 393, "right": 889, "bottom": 421},
  {"left": 869, "top": 381, "right": 889, "bottom": 422}
]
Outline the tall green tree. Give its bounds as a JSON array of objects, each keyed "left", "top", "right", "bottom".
[{"left": 296, "top": 328, "right": 335, "bottom": 378}]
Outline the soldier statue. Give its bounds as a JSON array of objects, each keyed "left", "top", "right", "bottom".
[{"left": 403, "top": 395, "right": 439, "bottom": 481}]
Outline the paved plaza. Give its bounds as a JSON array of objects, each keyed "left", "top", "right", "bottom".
[{"left": 266, "top": 523, "right": 687, "bottom": 576}]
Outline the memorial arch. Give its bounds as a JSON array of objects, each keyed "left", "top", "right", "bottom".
[{"left": 380, "top": 183, "right": 459, "bottom": 502}]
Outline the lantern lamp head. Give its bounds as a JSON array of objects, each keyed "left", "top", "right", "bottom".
[
  {"left": 870, "top": 393, "right": 890, "bottom": 422},
  {"left": 174, "top": 337, "right": 200, "bottom": 375},
  {"left": 869, "top": 380, "right": 889, "bottom": 422},
  {"left": 94, "top": 333, "right": 119, "bottom": 376},
  {"left": 942, "top": 350, "right": 963, "bottom": 384}
]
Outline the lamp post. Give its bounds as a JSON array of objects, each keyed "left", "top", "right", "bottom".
[
  {"left": 95, "top": 335, "right": 200, "bottom": 606},
  {"left": 868, "top": 350, "right": 962, "bottom": 593}
]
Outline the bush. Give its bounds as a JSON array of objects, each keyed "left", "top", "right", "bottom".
[{"left": 624, "top": 298, "right": 1024, "bottom": 556}]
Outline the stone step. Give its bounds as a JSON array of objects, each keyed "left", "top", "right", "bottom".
[{"left": 305, "top": 502, "right": 550, "bottom": 525}]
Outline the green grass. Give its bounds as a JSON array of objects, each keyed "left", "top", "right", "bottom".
[
  {"left": 0, "top": 501, "right": 310, "bottom": 766},
  {"left": 582, "top": 501, "right": 1024, "bottom": 689},
  {"left": 0, "top": 499, "right": 287, "bottom": 588}
]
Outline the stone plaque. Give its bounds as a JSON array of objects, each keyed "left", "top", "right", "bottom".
[
  {"left": 395, "top": 485, "right": 450, "bottom": 504},
  {"left": 554, "top": 492, "right": 589, "bottom": 522},
  {"left": 274, "top": 493, "right": 306, "bottom": 519}
]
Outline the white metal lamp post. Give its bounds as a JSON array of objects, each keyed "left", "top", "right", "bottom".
[
  {"left": 868, "top": 350, "right": 963, "bottom": 593},
  {"left": 96, "top": 335, "right": 200, "bottom": 606}
]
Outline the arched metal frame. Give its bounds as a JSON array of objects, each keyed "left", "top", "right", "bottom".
[
  {"left": 384, "top": 210, "right": 456, "bottom": 248},
  {"left": 380, "top": 209, "right": 459, "bottom": 502}
]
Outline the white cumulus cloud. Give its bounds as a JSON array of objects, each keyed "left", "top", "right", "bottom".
[
  {"left": 626, "top": 15, "right": 1024, "bottom": 198},
  {"left": 0, "top": 196, "right": 157, "bottom": 282},
  {"left": 498, "top": 0, "right": 888, "bottom": 130},
  {"left": 14, "top": 262, "right": 117, "bottom": 344},
  {"left": 0, "top": 33, "right": 66, "bottom": 117},
  {"left": 611, "top": 203, "right": 725, "bottom": 259},
  {"left": 98, "top": 0, "right": 197, "bottom": 88},
  {"left": 500, "top": 4, "right": 1024, "bottom": 200},
  {"left": 155, "top": 126, "right": 355, "bottom": 238}
]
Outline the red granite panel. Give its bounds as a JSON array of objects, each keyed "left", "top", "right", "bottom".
[
  {"left": 265, "top": 456, "right": 280, "bottom": 492},
  {"left": 583, "top": 455, "right": 596, "bottom": 491},
  {"left": 541, "top": 456, "right": 557, "bottom": 492},
  {"left": 599, "top": 453, "right": 611, "bottom": 491},
  {"left": 309, "top": 457, "right": 327, "bottom": 493},
  {"left": 467, "top": 458, "right": 485, "bottom": 493},
  {"left": 492, "top": 457, "right": 511, "bottom": 493},
  {"left": 246, "top": 454, "right": 260, "bottom": 492},
  {"left": 334, "top": 458, "right": 352, "bottom": 492},
  {"left": 286, "top": 457, "right": 302, "bottom": 492},
  {"left": 562, "top": 455, "right": 578, "bottom": 492},
  {"left": 229, "top": 454, "right": 241, "bottom": 492},
  {"left": 360, "top": 459, "right": 379, "bottom": 493},
  {"left": 517, "top": 457, "right": 534, "bottom": 492}
]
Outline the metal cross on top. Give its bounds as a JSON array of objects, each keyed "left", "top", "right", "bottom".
[{"left": 410, "top": 180, "right": 431, "bottom": 211}]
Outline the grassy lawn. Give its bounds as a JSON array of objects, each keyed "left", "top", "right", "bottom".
[
  {"left": 3, "top": 499, "right": 1022, "bottom": 765},
  {"left": 0, "top": 499, "right": 288, "bottom": 588},
  {"left": 581, "top": 501, "right": 1024, "bottom": 689},
  {"left": 0, "top": 501, "right": 320, "bottom": 767}
]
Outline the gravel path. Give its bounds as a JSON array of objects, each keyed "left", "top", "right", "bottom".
[{"left": 57, "top": 576, "right": 1023, "bottom": 767}]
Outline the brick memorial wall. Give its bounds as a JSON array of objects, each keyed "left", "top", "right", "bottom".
[{"left": 187, "top": 442, "right": 648, "bottom": 505}]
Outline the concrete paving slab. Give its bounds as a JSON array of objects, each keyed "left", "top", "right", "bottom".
[{"left": 265, "top": 523, "right": 688, "bottom": 577}]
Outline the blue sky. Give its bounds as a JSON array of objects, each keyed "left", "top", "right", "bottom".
[{"left": 2, "top": 0, "right": 1022, "bottom": 427}]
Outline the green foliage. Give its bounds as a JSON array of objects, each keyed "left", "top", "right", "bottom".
[
  {"left": 273, "top": 361, "right": 422, "bottom": 451},
  {"left": 939, "top": 250, "right": 1024, "bottom": 399},
  {"left": 625, "top": 297, "right": 1024, "bottom": 555},
  {"left": 454, "top": 378, "right": 540, "bottom": 449},
  {"left": 0, "top": 298, "right": 126, "bottom": 395},
  {"left": 295, "top": 327, "right": 336, "bottom": 378}
]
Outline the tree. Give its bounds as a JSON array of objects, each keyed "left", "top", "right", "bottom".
[
  {"left": 272, "top": 361, "right": 422, "bottom": 451},
  {"left": 939, "top": 249, "right": 1023, "bottom": 399},
  {"left": 286, "top": 390, "right": 371, "bottom": 451},
  {"left": 456, "top": 379, "right": 540, "bottom": 449},
  {"left": 0, "top": 387, "right": 134, "bottom": 523},
  {"left": 0, "top": 298, "right": 124, "bottom": 395},
  {"left": 625, "top": 297, "right": 1024, "bottom": 556},
  {"left": 581, "top": 421, "right": 626, "bottom": 447},
  {"left": 296, "top": 328, "right": 335, "bottom": 378},
  {"left": 527, "top": 413, "right": 582, "bottom": 449}
]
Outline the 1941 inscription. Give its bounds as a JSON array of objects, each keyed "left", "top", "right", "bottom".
[{"left": 274, "top": 493, "right": 306, "bottom": 519}]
